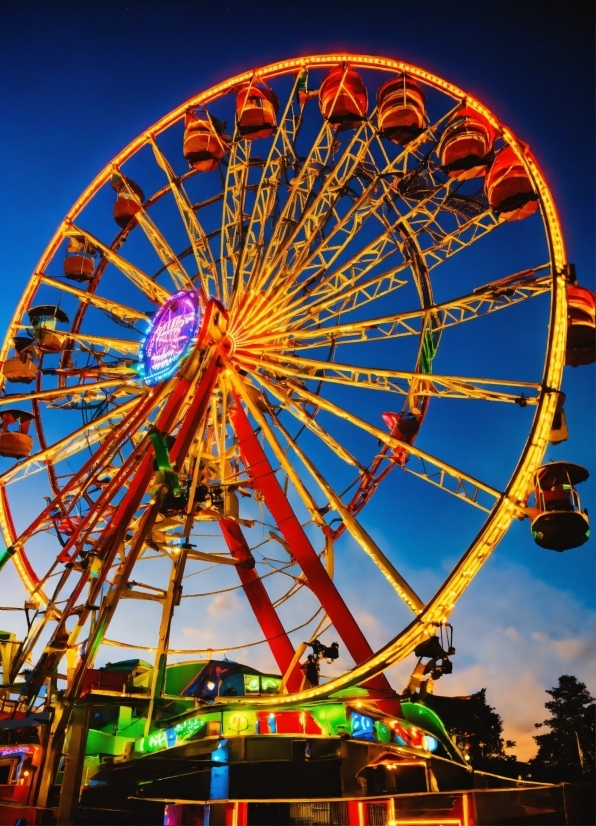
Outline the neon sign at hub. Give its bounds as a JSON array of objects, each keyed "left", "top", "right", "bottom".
[{"left": 140, "top": 291, "right": 201, "bottom": 385}]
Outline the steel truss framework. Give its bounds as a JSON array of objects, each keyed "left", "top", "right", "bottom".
[{"left": 0, "top": 54, "right": 567, "bottom": 756}]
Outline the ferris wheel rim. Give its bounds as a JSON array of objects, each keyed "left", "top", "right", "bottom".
[{"left": 0, "top": 54, "right": 567, "bottom": 703}]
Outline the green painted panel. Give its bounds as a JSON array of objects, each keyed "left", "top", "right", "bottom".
[
  {"left": 310, "top": 703, "right": 349, "bottom": 736},
  {"left": 85, "top": 729, "right": 135, "bottom": 756},
  {"left": 135, "top": 710, "right": 222, "bottom": 754},
  {"left": 164, "top": 660, "right": 208, "bottom": 695},
  {"left": 328, "top": 686, "right": 369, "bottom": 699},
  {"left": 375, "top": 720, "right": 391, "bottom": 742},
  {"left": 401, "top": 700, "right": 461, "bottom": 759}
]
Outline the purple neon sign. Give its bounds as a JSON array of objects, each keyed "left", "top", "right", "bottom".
[{"left": 140, "top": 291, "right": 201, "bottom": 385}]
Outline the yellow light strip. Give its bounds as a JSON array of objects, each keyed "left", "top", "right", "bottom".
[
  {"left": 0, "top": 54, "right": 567, "bottom": 695},
  {"left": 0, "top": 378, "right": 140, "bottom": 409},
  {"left": 0, "top": 396, "right": 141, "bottom": 486},
  {"left": 250, "top": 378, "right": 424, "bottom": 615}
]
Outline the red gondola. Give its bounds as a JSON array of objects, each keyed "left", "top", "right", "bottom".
[
  {"left": 236, "top": 85, "right": 279, "bottom": 140},
  {"left": 2, "top": 337, "right": 38, "bottom": 384},
  {"left": 566, "top": 283, "right": 596, "bottom": 366},
  {"left": 63, "top": 235, "right": 97, "bottom": 282},
  {"left": 531, "top": 462, "right": 590, "bottom": 551},
  {"left": 0, "top": 409, "right": 34, "bottom": 459},
  {"left": 382, "top": 411, "right": 421, "bottom": 466},
  {"left": 485, "top": 145, "right": 538, "bottom": 220},
  {"left": 112, "top": 174, "right": 145, "bottom": 229},
  {"left": 377, "top": 75, "right": 426, "bottom": 145},
  {"left": 183, "top": 112, "right": 228, "bottom": 171},
  {"left": 319, "top": 65, "right": 368, "bottom": 129},
  {"left": 437, "top": 106, "right": 496, "bottom": 180}
]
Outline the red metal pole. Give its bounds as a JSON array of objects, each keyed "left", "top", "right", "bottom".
[
  {"left": 72, "top": 352, "right": 223, "bottom": 672},
  {"left": 27, "top": 352, "right": 222, "bottom": 702},
  {"left": 220, "top": 518, "right": 302, "bottom": 692},
  {"left": 230, "top": 398, "right": 401, "bottom": 715},
  {"left": 6, "top": 389, "right": 159, "bottom": 584},
  {"left": 347, "top": 800, "right": 363, "bottom": 826}
]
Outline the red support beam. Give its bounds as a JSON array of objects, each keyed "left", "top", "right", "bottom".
[
  {"left": 220, "top": 518, "right": 302, "bottom": 692},
  {"left": 230, "top": 397, "right": 401, "bottom": 715},
  {"left": 28, "top": 352, "right": 223, "bottom": 702},
  {"left": 69, "top": 353, "right": 223, "bottom": 684}
]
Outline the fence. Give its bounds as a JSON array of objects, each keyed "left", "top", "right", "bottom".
[{"left": 2, "top": 783, "right": 593, "bottom": 825}]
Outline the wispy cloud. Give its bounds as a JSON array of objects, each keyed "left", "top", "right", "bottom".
[
  {"left": 207, "top": 592, "right": 241, "bottom": 616},
  {"left": 432, "top": 559, "right": 596, "bottom": 760},
  {"left": 333, "top": 544, "right": 595, "bottom": 762}
]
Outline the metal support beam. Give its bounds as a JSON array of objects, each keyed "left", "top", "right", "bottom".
[
  {"left": 230, "top": 397, "right": 400, "bottom": 715},
  {"left": 56, "top": 703, "right": 91, "bottom": 825},
  {"left": 220, "top": 518, "right": 302, "bottom": 692}
]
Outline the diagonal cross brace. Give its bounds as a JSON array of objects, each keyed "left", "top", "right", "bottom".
[
  {"left": 230, "top": 396, "right": 401, "bottom": 716},
  {"left": 220, "top": 518, "right": 302, "bottom": 693}
]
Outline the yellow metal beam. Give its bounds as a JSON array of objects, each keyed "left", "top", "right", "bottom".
[
  {"left": 238, "top": 351, "right": 541, "bottom": 405},
  {"left": 65, "top": 224, "right": 171, "bottom": 305},
  {"left": 149, "top": 137, "right": 218, "bottom": 298}
]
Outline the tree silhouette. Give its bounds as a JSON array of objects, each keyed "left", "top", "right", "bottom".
[
  {"left": 424, "top": 689, "right": 519, "bottom": 775},
  {"left": 530, "top": 675, "right": 595, "bottom": 783}
]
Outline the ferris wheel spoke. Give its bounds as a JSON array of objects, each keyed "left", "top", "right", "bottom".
[
  {"left": 38, "top": 276, "right": 149, "bottom": 326},
  {"left": 234, "top": 71, "right": 303, "bottom": 301},
  {"left": 249, "top": 263, "right": 410, "bottom": 340},
  {"left": 262, "top": 375, "right": 502, "bottom": 511},
  {"left": 267, "top": 116, "right": 458, "bottom": 308},
  {"left": 114, "top": 172, "right": 194, "bottom": 292},
  {"left": 238, "top": 351, "right": 541, "bottom": 405},
  {"left": 258, "top": 121, "right": 378, "bottom": 300},
  {"left": 246, "top": 226, "right": 406, "bottom": 337},
  {"left": 0, "top": 395, "right": 144, "bottom": 486},
  {"left": 244, "top": 121, "right": 336, "bottom": 308},
  {"left": 220, "top": 138, "right": 252, "bottom": 302},
  {"left": 12, "top": 325, "right": 141, "bottom": 358},
  {"left": 149, "top": 137, "right": 219, "bottom": 298},
  {"left": 232, "top": 368, "right": 424, "bottom": 615},
  {"left": 0, "top": 377, "right": 142, "bottom": 409},
  {"left": 255, "top": 178, "right": 504, "bottom": 336},
  {"left": 253, "top": 266, "right": 552, "bottom": 351},
  {"left": 245, "top": 157, "right": 456, "bottom": 335},
  {"left": 242, "top": 367, "right": 365, "bottom": 471},
  {"left": 280, "top": 180, "right": 388, "bottom": 306},
  {"left": 287, "top": 208, "right": 504, "bottom": 331},
  {"left": 65, "top": 225, "right": 171, "bottom": 305}
]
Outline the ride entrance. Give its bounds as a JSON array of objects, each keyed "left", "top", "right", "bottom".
[{"left": 0, "top": 54, "right": 593, "bottom": 826}]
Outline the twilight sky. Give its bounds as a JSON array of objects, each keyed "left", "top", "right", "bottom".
[{"left": 0, "top": 0, "right": 594, "bottom": 761}]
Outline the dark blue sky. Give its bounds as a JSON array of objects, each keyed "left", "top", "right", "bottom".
[
  {"left": 0, "top": 0, "right": 593, "bottom": 757},
  {"left": 1, "top": 0, "right": 593, "bottom": 280}
]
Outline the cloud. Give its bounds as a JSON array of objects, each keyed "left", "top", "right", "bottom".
[
  {"left": 182, "top": 627, "right": 213, "bottom": 642},
  {"left": 433, "top": 559, "right": 596, "bottom": 761},
  {"left": 207, "top": 592, "right": 242, "bottom": 616},
  {"left": 331, "top": 541, "right": 595, "bottom": 763},
  {"left": 354, "top": 610, "right": 378, "bottom": 629}
]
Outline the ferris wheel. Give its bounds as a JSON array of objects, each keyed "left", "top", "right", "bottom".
[{"left": 0, "top": 54, "right": 593, "bottom": 718}]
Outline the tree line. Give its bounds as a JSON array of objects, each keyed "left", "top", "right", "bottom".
[{"left": 423, "top": 675, "right": 595, "bottom": 783}]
